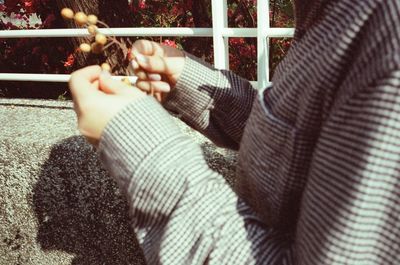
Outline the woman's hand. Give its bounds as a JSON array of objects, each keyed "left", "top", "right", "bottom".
[
  {"left": 69, "top": 65, "right": 146, "bottom": 146},
  {"left": 130, "top": 40, "right": 186, "bottom": 96}
]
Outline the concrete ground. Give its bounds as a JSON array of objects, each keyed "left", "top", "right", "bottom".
[{"left": 0, "top": 98, "right": 237, "bottom": 265}]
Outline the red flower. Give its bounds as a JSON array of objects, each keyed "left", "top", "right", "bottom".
[
  {"left": 129, "top": 0, "right": 146, "bottom": 12},
  {"left": 138, "top": 0, "right": 146, "bottom": 9},
  {"left": 64, "top": 54, "right": 75, "bottom": 67},
  {"left": 22, "top": 0, "right": 36, "bottom": 14},
  {"left": 162, "top": 39, "right": 177, "bottom": 48},
  {"left": 171, "top": 6, "right": 183, "bottom": 16},
  {"left": 23, "top": 1, "right": 35, "bottom": 13},
  {"left": 229, "top": 38, "right": 245, "bottom": 46}
]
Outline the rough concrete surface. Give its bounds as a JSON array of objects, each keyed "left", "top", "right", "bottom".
[{"left": 0, "top": 98, "right": 237, "bottom": 265}]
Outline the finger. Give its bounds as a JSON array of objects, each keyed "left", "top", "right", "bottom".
[
  {"left": 148, "top": 73, "right": 162, "bottom": 81},
  {"left": 154, "top": 92, "right": 162, "bottom": 102},
  {"left": 136, "top": 80, "right": 171, "bottom": 93},
  {"left": 131, "top": 39, "right": 164, "bottom": 58},
  {"left": 135, "top": 54, "right": 182, "bottom": 75},
  {"left": 131, "top": 59, "right": 140, "bottom": 70},
  {"left": 133, "top": 67, "right": 162, "bottom": 82},
  {"left": 134, "top": 69, "right": 148, "bottom": 80},
  {"left": 69, "top": 65, "right": 102, "bottom": 99}
]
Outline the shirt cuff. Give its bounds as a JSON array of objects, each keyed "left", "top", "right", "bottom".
[
  {"left": 98, "top": 96, "right": 190, "bottom": 224},
  {"left": 162, "top": 53, "right": 220, "bottom": 127}
]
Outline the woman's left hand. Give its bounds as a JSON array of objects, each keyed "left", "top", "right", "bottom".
[{"left": 69, "top": 65, "right": 146, "bottom": 146}]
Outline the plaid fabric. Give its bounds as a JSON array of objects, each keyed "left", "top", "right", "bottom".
[{"left": 99, "top": 0, "right": 400, "bottom": 264}]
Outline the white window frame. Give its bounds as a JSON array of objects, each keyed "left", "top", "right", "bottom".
[{"left": 0, "top": 0, "right": 294, "bottom": 89}]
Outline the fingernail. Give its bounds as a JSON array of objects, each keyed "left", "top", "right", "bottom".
[
  {"left": 148, "top": 74, "right": 161, "bottom": 81},
  {"left": 158, "top": 82, "right": 171, "bottom": 93},
  {"left": 101, "top": 70, "right": 111, "bottom": 78},
  {"left": 131, "top": 60, "right": 139, "bottom": 69},
  {"left": 136, "top": 54, "right": 148, "bottom": 64}
]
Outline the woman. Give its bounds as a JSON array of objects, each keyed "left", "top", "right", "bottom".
[{"left": 69, "top": 0, "right": 400, "bottom": 264}]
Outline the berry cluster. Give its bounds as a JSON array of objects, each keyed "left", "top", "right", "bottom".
[{"left": 60, "top": 8, "right": 137, "bottom": 90}]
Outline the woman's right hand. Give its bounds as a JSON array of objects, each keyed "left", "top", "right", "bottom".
[{"left": 130, "top": 40, "right": 185, "bottom": 96}]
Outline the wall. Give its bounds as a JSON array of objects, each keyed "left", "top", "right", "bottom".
[{"left": 0, "top": 98, "right": 237, "bottom": 265}]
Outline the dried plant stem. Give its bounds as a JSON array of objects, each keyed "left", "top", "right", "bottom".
[
  {"left": 61, "top": 8, "right": 156, "bottom": 96},
  {"left": 96, "top": 20, "right": 110, "bottom": 29},
  {"left": 108, "top": 35, "right": 123, "bottom": 47},
  {"left": 94, "top": 20, "right": 125, "bottom": 48},
  {"left": 103, "top": 41, "right": 116, "bottom": 50}
]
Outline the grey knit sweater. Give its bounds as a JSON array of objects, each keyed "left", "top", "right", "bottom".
[{"left": 98, "top": 0, "right": 400, "bottom": 264}]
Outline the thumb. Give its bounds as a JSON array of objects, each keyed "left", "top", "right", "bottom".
[{"left": 99, "top": 71, "right": 131, "bottom": 94}]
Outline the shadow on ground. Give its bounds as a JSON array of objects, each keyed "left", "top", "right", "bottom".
[{"left": 32, "top": 136, "right": 145, "bottom": 265}]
